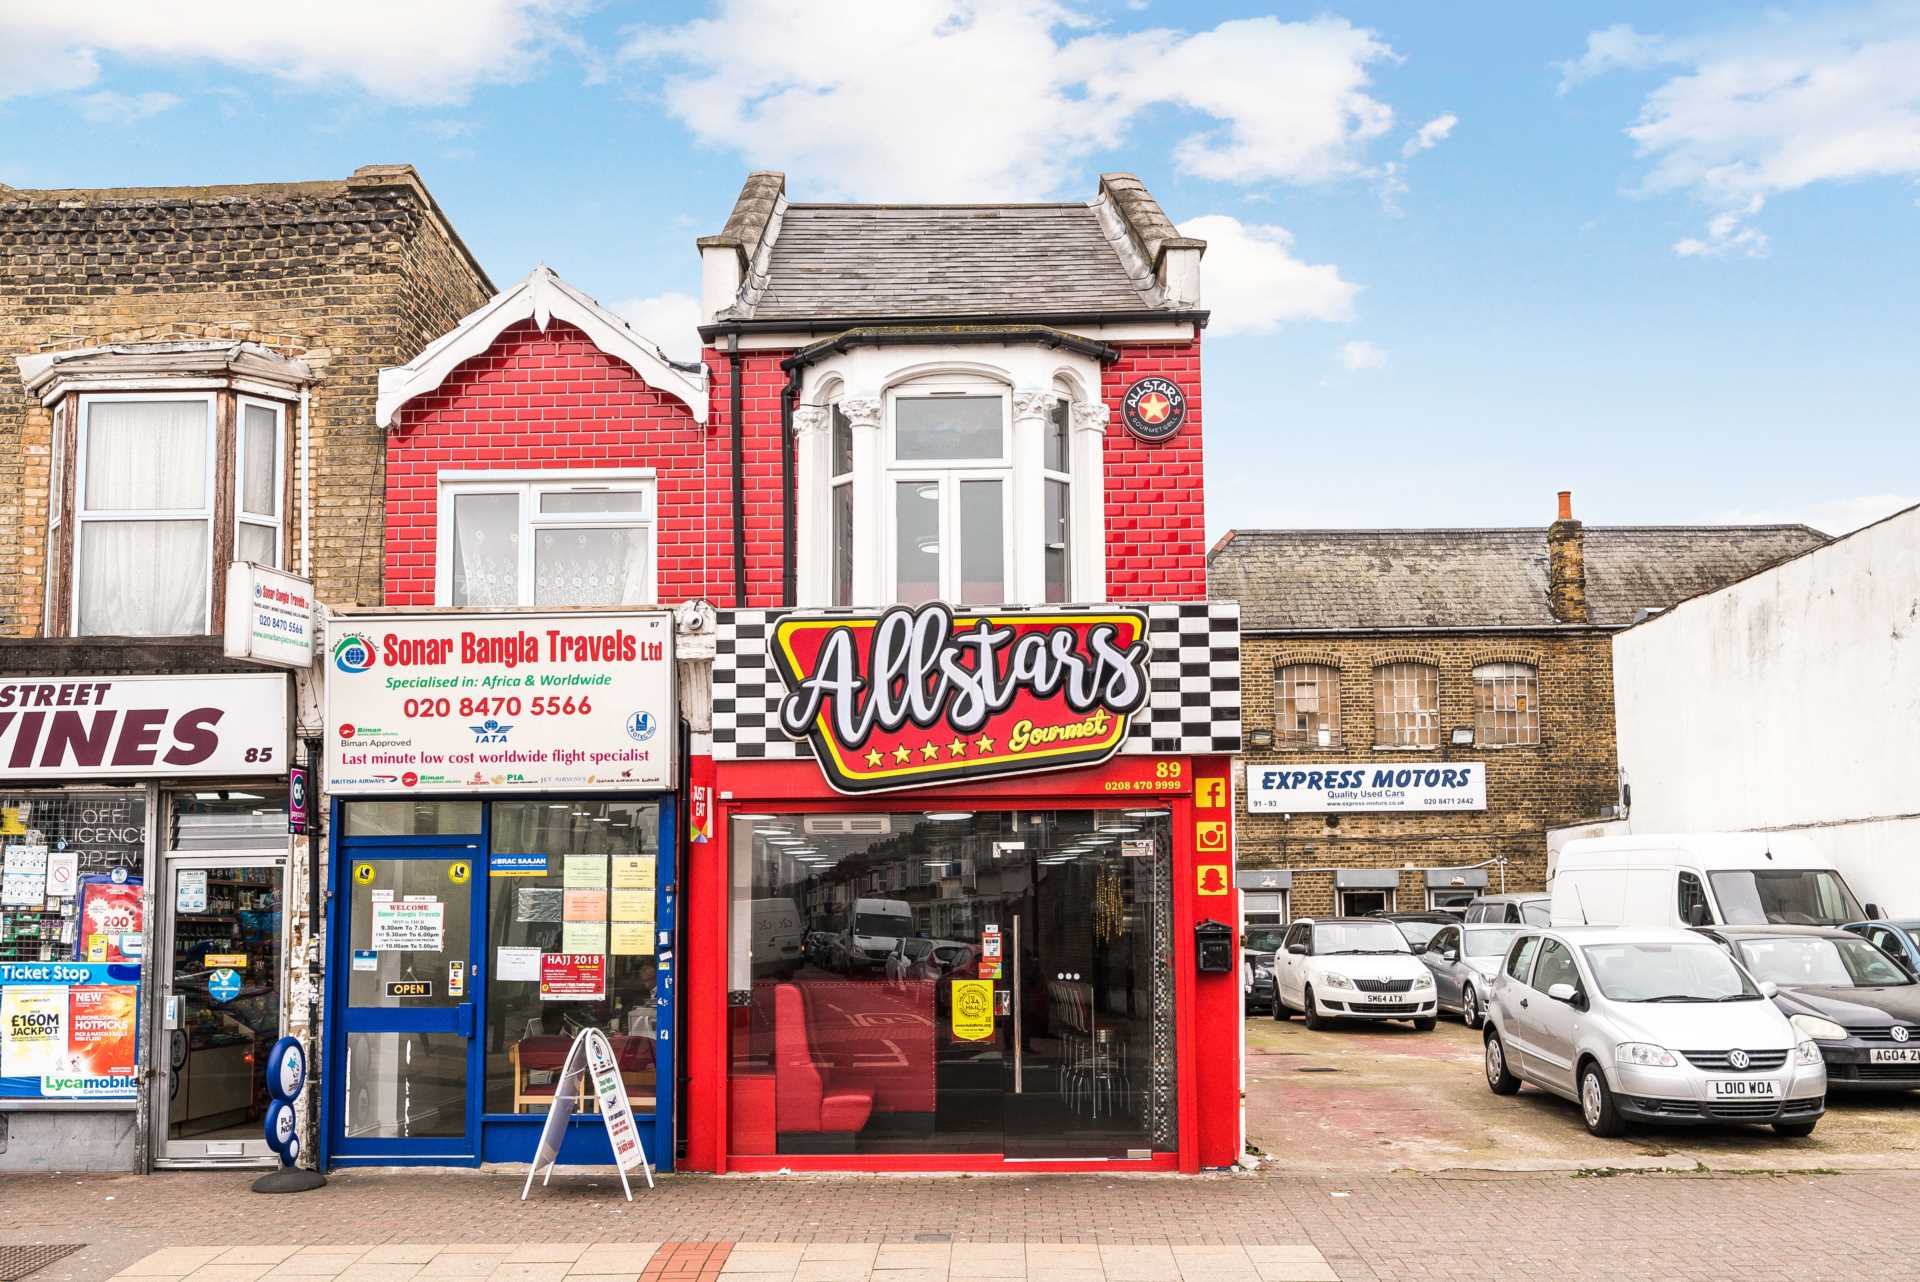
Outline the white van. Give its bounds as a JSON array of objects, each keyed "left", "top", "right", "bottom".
[
  {"left": 834, "top": 896, "right": 916, "bottom": 973},
  {"left": 750, "top": 898, "right": 806, "bottom": 979},
  {"left": 1550, "top": 832, "right": 1876, "bottom": 929}
]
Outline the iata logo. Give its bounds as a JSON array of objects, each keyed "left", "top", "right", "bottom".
[
  {"left": 333, "top": 633, "right": 376, "bottom": 674},
  {"left": 770, "top": 602, "right": 1149, "bottom": 794},
  {"left": 470, "top": 718, "right": 512, "bottom": 744}
]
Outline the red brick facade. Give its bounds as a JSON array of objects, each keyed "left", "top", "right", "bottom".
[{"left": 1102, "top": 341, "right": 1206, "bottom": 600}]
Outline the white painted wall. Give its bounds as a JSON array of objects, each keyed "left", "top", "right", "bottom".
[{"left": 1613, "top": 505, "right": 1920, "bottom": 912}]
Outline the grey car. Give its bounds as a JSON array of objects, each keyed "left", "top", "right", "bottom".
[
  {"left": 1419, "top": 923, "right": 1525, "bottom": 1028},
  {"left": 1463, "top": 893, "right": 1552, "bottom": 925}
]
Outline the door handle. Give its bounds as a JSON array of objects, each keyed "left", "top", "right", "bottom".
[{"left": 1519, "top": 997, "right": 1529, "bottom": 1008}]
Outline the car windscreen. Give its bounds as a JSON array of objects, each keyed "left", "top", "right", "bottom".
[
  {"left": 1580, "top": 941, "right": 1761, "bottom": 1002},
  {"left": 856, "top": 913, "right": 911, "bottom": 935},
  {"left": 1313, "top": 922, "right": 1412, "bottom": 954},
  {"left": 1737, "top": 936, "right": 1912, "bottom": 988},
  {"left": 1521, "top": 900, "right": 1551, "bottom": 925},
  {"left": 1465, "top": 927, "right": 1523, "bottom": 959},
  {"left": 1244, "top": 928, "right": 1287, "bottom": 954},
  {"left": 1708, "top": 869, "right": 1863, "bottom": 926},
  {"left": 1396, "top": 921, "right": 1446, "bottom": 948}
]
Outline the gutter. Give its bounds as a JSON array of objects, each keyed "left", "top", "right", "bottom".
[
  {"left": 728, "top": 338, "right": 746, "bottom": 604},
  {"left": 703, "top": 308, "right": 1208, "bottom": 342},
  {"left": 780, "top": 362, "right": 802, "bottom": 604},
  {"left": 779, "top": 326, "right": 1119, "bottom": 370}
]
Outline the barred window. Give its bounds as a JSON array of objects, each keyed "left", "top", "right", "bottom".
[
  {"left": 1473, "top": 662, "right": 1539, "bottom": 746},
  {"left": 1373, "top": 662, "right": 1439, "bottom": 748},
  {"left": 1274, "top": 663, "right": 1340, "bottom": 747}
]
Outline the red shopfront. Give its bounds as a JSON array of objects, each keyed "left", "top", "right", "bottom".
[{"left": 683, "top": 602, "right": 1243, "bottom": 1173}]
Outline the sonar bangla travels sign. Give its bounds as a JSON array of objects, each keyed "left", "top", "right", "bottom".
[{"left": 771, "top": 603, "right": 1150, "bottom": 794}]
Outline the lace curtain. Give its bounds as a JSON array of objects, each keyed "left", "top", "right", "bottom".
[{"left": 76, "top": 399, "right": 210, "bottom": 635}]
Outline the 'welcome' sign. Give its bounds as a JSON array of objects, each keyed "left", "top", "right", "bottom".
[{"left": 771, "top": 604, "right": 1150, "bottom": 794}]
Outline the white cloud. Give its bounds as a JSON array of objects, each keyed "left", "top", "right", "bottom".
[
  {"left": 0, "top": 1, "right": 581, "bottom": 107},
  {"left": 1718, "top": 493, "right": 1919, "bottom": 537},
  {"left": 1400, "top": 112, "right": 1456, "bottom": 158},
  {"left": 1338, "top": 339, "right": 1387, "bottom": 370},
  {"left": 1563, "top": 11, "right": 1920, "bottom": 256},
  {"left": 1177, "top": 214, "right": 1357, "bottom": 334},
  {"left": 624, "top": 2, "right": 1403, "bottom": 200},
  {"left": 74, "top": 90, "right": 179, "bottom": 125},
  {"left": 610, "top": 291, "right": 704, "bottom": 364}
]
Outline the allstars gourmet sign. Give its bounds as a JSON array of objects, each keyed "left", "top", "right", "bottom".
[{"left": 770, "top": 604, "right": 1151, "bottom": 794}]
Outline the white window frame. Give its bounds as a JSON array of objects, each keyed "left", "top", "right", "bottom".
[
  {"left": 72, "top": 391, "right": 218, "bottom": 636},
  {"left": 1427, "top": 888, "right": 1476, "bottom": 911},
  {"left": 434, "top": 469, "right": 658, "bottom": 607},
  {"left": 1042, "top": 386, "right": 1073, "bottom": 604},
  {"left": 1337, "top": 888, "right": 1396, "bottom": 916},
  {"left": 829, "top": 401, "right": 853, "bottom": 608},
  {"left": 234, "top": 396, "right": 286, "bottom": 569},
  {"left": 45, "top": 402, "right": 64, "bottom": 633},
  {"left": 883, "top": 382, "right": 1013, "bottom": 605}
]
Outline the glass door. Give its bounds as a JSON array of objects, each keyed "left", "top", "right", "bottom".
[
  {"left": 157, "top": 857, "right": 287, "bottom": 1163},
  {"left": 332, "top": 843, "right": 481, "bottom": 1162}
]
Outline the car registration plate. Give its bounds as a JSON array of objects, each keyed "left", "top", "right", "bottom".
[
  {"left": 1708, "top": 1078, "right": 1779, "bottom": 1099},
  {"left": 1368, "top": 990, "right": 1408, "bottom": 1003},
  {"left": 1869, "top": 1048, "right": 1920, "bottom": 1064}
]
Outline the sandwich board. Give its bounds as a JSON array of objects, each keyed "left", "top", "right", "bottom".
[{"left": 521, "top": 1027, "right": 654, "bottom": 1200}]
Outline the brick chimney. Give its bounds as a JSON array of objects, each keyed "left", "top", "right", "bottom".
[{"left": 1547, "top": 490, "right": 1588, "bottom": 623}]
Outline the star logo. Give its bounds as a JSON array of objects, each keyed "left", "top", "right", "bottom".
[
  {"left": 975, "top": 733, "right": 995, "bottom": 753},
  {"left": 892, "top": 744, "right": 912, "bottom": 764},
  {"left": 948, "top": 738, "right": 967, "bottom": 757},
  {"left": 921, "top": 741, "right": 941, "bottom": 761},
  {"left": 1136, "top": 392, "right": 1171, "bottom": 423},
  {"left": 864, "top": 748, "right": 884, "bottom": 768}
]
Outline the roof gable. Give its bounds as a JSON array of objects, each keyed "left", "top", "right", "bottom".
[{"left": 378, "top": 265, "right": 707, "bottom": 426}]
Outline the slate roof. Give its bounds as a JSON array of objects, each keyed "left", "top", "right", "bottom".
[
  {"left": 1210, "top": 525, "right": 1829, "bottom": 632},
  {"left": 739, "top": 203, "right": 1159, "bottom": 322}
]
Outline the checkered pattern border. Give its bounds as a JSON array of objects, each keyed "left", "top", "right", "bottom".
[{"left": 711, "top": 602, "right": 1240, "bottom": 761}]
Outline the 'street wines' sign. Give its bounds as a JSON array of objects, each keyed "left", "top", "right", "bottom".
[
  {"left": 0, "top": 674, "right": 287, "bottom": 780},
  {"left": 771, "top": 603, "right": 1150, "bottom": 794}
]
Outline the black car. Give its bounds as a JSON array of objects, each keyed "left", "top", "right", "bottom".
[
  {"left": 1367, "top": 911, "right": 1457, "bottom": 954},
  {"left": 1243, "top": 925, "right": 1285, "bottom": 1014},
  {"left": 1698, "top": 924, "right": 1920, "bottom": 1090}
]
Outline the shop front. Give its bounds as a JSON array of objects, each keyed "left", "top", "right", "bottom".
[
  {"left": 0, "top": 671, "right": 293, "bottom": 1172},
  {"left": 686, "top": 602, "right": 1244, "bottom": 1173},
  {"left": 319, "top": 610, "right": 677, "bottom": 1170}
]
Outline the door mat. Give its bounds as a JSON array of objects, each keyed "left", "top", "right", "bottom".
[{"left": 0, "top": 1244, "right": 84, "bottom": 1281}]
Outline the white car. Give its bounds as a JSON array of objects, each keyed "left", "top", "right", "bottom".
[
  {"left": 1419, "top": 923, "right": 1526, "bottom": 1029},
  {"left": 1272, "top": 917, "right": 1437, "bottom": 1030}
]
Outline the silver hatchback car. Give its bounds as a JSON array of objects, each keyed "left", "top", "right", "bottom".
[{"left": 1483, "top": 926, "right": 1826, "bottom": 1137}]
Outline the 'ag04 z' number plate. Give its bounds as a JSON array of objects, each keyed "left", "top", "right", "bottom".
[{"left": 1870, "top": 1048, "right": 1920, "bottom": 1064}]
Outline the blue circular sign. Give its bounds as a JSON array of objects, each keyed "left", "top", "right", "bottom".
[
  {"left": 265, "top": 1036, "right": 306, "bottom": 1102},
  {"left": 626, "top": 711, "right": 658, "bottom": 743},
  {"left": 208, "top": 968, "right": 242, "bottom": 1003},
  {"left": 264, "top": 1099, "right": 297, "bottom": 1155}
]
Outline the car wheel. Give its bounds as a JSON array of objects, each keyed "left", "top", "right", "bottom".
[
  {"left": 1484, "top": 1028, "right": 1521, "bottom": 1095},
  {"left": 1773, "top": 1120, "right": 1818, "bottom": 1138},
  {"left": 1461, "top": 986, "right": 1481, "bottom": 1029},
  {"left": 1579, "top": 1062, "right": 1625, "bottom": 1138},
  {"left": 1302, "top": 986, "right": 1327, "bottom": 1031},
  {"left": 1272, "top": 991, "right": 1292, "bottom": 1021},
  {"left": 1413, "top": 1017, "right": 1437, "bottom": 1032}
]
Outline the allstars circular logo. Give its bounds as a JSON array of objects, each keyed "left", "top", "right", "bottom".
[
  {"left": 1121, "top": 376, "right": 1186, "bottom": 443},
  {"left": 333, "top": 633, "right": 376, "bottom": 674}
]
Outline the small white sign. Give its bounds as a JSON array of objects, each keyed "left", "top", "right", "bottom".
[
  {"left": 223, "top": 562, "right": 316, "bottom": 669},
  {"left": 176, "top": 869, "right": 209, "bottom": 913},
  {"left": 496, "top": 946, "right": 542, "bottom": 982},
  {"left": 1, "top": 845, "right": 49, "bottom": 907},
  {"left": 522, "top": 1028, "right": 653, "bottom": 1204},
  {"left": 44, "top": 850, "right": 78, "bottom": 899},
  {"left": 371, "top": 898, "right": 445, "bottom": 952},
  {"left": 1247, "top": 763, "right": 1488, "bottom": 813}
]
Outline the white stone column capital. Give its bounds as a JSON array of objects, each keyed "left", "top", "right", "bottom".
[
  {"left": 1012, "top": 388, "right": 1056, "bottom": 423},
  {"left": 1072, "top": 400, "right": 1111, "bottom": 435},
  {"left": 792, "top": 405, "right": 829, "bottom": 437},
  {"left": 840, "top": 395, "right": 884, "bottom": 430}
]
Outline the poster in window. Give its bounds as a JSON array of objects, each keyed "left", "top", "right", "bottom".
[
  {"left": 0, "top": 985, "right": 66, "bottom": 1076},
  {"left": 74, "top": 877, "right": 143, "bottom": 963},
  {"left": 67, "top": 985, "right": 137, "bottom": 1077}
]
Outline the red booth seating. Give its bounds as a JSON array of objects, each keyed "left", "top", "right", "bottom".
[{"left": 773, "top": 983, "right": 876, "bottom": 1136}]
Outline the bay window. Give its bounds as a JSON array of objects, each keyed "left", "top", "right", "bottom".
[{"left": 438, "top": 472, "right": 657, "bottom": 607}]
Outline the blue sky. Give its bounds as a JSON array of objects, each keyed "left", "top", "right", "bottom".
[{"left": 3, "top": 1, "right": 1916, "bottom": 538}]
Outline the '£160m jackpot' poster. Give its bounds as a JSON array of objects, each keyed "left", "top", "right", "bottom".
[{"left": 0, "top": 962, "right": 140, "bottom": 1101}]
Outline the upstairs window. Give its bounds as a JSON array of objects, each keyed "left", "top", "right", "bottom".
[
  {"left": 439, "top": 473, "right": 656, "bottom": 608},
  {"left": 1373, "top": 662, "right": 1439, "bottom": 748},
  {"left": 888, "top": 384, "right": 1010, "bottom": 605},
  {"left": 831, "top": 403, "right": 853, "bottom": 608},
  {"left": 1274, "top": 663, "right": 1340, "bottom": 748},
  {"left": 1044, "top": 385, "right": 1072, "bottom": 603},
  {"left": 1474, "top": 662, "right": 1539, "bottom": 746}
]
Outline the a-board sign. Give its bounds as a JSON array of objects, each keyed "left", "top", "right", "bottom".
[{"left": 521, "top": 1027, "right": 653, "bottom": 1201}]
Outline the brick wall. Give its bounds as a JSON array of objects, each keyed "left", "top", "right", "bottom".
[
  {"left": 1102, "top": 340, "right": 1206, "bottom": 601},
  {"left": 1236, "top": 631, "right": 1619, "bottom": 913},
  {"left": 0, "top": 168, "right": 492, "bottom": 633},
  {"left": 385, "top": 319, "right": 719, "bottom": 603}
]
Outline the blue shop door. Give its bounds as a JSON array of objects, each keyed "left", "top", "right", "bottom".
[{"left": 329, "top": 841, "right": 483, "bottom": 1164}]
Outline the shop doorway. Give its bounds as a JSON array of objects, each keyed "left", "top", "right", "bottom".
[
  {"left": 329, "top": 841, "right": 482, "bottom": 1164},
  {"left": 154, "top": 790, "right": 290, "bottom": 1166},
  {"left": 729, "top": 808, "right": 1176, "bottom": 1162}
]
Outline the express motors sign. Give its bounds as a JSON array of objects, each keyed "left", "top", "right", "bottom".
[
  {"left": 325, "top": 611, "right": 675, "bottom": 795},
  {"left": 1247, "top": 762, "right": 1487, "bottom": 813},
  {"left": 771, "top": 604, "right": 1149, "bottom": 794},
  {"left": 0, "top": 674, "right": 287, "bottom": 779}
]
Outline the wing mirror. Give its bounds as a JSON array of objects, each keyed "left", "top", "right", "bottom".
[
  {"left": 1866, "top": 902, "right": 1884, "bottom": 921},
  {"left": 1444, "top": 948, "right": 1460, "bottom": 962},
  {"left": 1287, "top": 942, "right": 1309, "bottom": 955},
  {"left": 1409, "top": 941, "right": 1428, "bottom": 955},
  {"left": 1546, "top": 982, "right": 1577, "bottom": 1004},
  {"left": 1759, "top": 980, "right": 1780, "bottom": 999}
]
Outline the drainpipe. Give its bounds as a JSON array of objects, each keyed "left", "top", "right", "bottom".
[
  {"left": 780, "top": 363, "right": 802, "bottom": 606},
  {"left": 299, "top": 387, "right": 311, "bottom": 578},
  {"left": 728, "top": 337, "right": 746, "bottom": 605}
]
